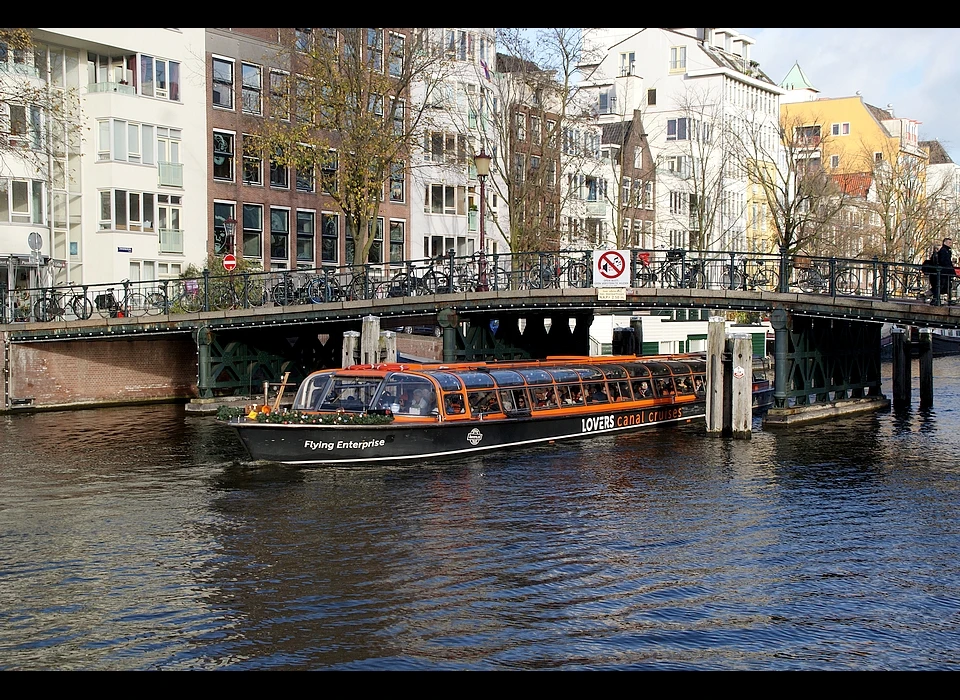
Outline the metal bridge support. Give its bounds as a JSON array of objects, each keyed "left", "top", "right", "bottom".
[
  {"left": 764, "top": 307, "right": 889, "bottom": 427},
  {"left": 441, "top": 310, "right": 593, "bottom": 362},
  {"left": 919, "top": 329, "right": 933, "bottom": 409}
]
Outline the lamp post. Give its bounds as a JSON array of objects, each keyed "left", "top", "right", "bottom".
[
  {"left": 223, "top": 216, "right": 237, "bottom": 256},
  {"left": 474, "top": 149, "right": 492, "bottom": 290}
]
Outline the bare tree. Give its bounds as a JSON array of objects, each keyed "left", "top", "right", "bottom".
[
  {"left": 733, "top": 109, "right": 851, "bottom": 258},
  {"left": 255, "top": 28, "right": 449, "bottom": 266},
  {"left": 0, "top": 28, "right": 84, "bottom": 179},
  {"left": 483, "top": 28, "right": 603, "bottom": 253}
]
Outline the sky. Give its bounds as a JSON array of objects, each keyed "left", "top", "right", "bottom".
[{"left": 742, "top": 28, "right": 960, "bottom": 160}]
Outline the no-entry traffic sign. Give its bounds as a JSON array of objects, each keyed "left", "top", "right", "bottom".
[
  {"left": 223, "top": 253, "right": 237, "bottom": 271},
  {"left": 592, "top": 250, "right": 629, "bottom": 288}
]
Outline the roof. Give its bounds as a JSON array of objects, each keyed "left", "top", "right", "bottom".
[
  {"left": 865, "top": 102, "right": 894, "bottom": 122},
  {"left": 496, "top": 52, "right": 541, "bottom": 74},
  {"left": 602, "top": 121, "right": 631, "bottom": 147},
  {"left": 921, "top": 140, "right": 953, "bottom": 165},
  {"left": 832, "top": 172, "right": 873, "bottom": 198},
  {"left": 700, "top": 42, "right": 775, "bottom": 84},
  {"left": 780, "top": 62, "right": 817, "bottom": 92}
]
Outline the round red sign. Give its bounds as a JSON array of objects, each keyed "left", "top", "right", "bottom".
[{"left": 223, "top": 254, "right": 237, "bottom": 271}]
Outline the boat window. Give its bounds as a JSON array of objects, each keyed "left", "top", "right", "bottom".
[
  {"left": 665, "top": 361, "right": 692, "bottom": 376},
  {"left": 468, "top": 390, "right": 501, "bottom": 415},
  {"left": 517, "top": 368, "right": 552, "bottom": 385},
  {"left": 458, "top": 371, "right": 496, "bottom": 389},
  {"left": 378, "top": 374, "right": 436, "bottom": 415},
  {"left": 556, "top": 383, "right": 585, "bottom": 406},
  {"left": 531, "top": 386, "right": 560, "bottom": 409},
  {"left": 632, "top": 378, "right": 653, "bottom": 399},
  {"left": 644, "top": 362, "right": 672, "bottom": 377},
  {"left": 680, "top": 359, "right": 707, "bottom": 374},
  {"left": 622, "top": 363, "right": 651, "bottom": 379},
  {"left": 570, "top": 366, "right": 604, "bottom": 381},
  {"left": 314, "top": 376, "right": 384, "bottom": 412},
  {"left": 585, "top": 383, "right": 610, "bottom": 404},
  {"left": 489, "top": 370, "right": 525, "bottom": 388},
  {"left": 674, "top": 375, "right": 695, "bottom": 396},
  {"left": 293, "top": 373, "right": 333, "bottom": 410},
  {"left": 430, "top": 372, "right": 463, "bottom": 391},
  {"left": 654, "top": 377, "right": 676, "bottom": 398},
  {"left": 608, "top": 380, "right": 633, "bottom": 402},
  {"left": 599, "top": 365, "right": 627, "bottom": 380},
  {"left": 442, "top": 391, "right": 467, "bottom": 416},
  {"left": 694, "top": 375, "right": 706, "bottom": 396},
  {"left": 499, "top": 387, "right": 530, "bottom": 413},
  {"left": 547, "top": 368, "right": 579, "bottom": 383}
]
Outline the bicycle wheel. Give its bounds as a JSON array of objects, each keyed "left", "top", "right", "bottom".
[
  {"left": 754, "top": 268, "right": 779, "bottom": 292},
  {"left": 73, "top": 295, "right": 95, "bottom": 320},
  {"left": 634, "top": 268, "right": 656, "bottom": 288},
  {"left": 33, "top": 299, "right": 49, "bottom": 322},
  {"left": 125, "top": 293, "right": 149, "bottom": 317},
  {"left": 687, "top": 270, "right": 707, "bottom": 289},
  {"left": 721, "top": 271, "right": 745, "bottom": 290},
  {"left": 272, "top": 282, "right": 293, "bottom": 305},
  {"left": 421, "top": 270, "right": 448, "bottom": 294},
  {"left": 566, "top": 262, "right": 590, "bottom": 288},
  {"left": 347, "top": 273, "right": 372, "bottom": 301},
  {"left": 662, "top": 268, "right": 681, "bottom": 289},
  {"left": 488, "top": 266, "right": 509, "bottom": 291},
  {"left": 306, "top": 275, "right": 342, "bottom": 303},
  {"left": 835, "top": 271, "right": 859, "bottom": 296},
  {"left": 178, "top": 290, "right": 203, "bottom": 313},
  {"left": 796, "top": 271, "right": 817, "bottom": 294}
]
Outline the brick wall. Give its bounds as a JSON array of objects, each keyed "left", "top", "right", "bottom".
[{"left": 4, "top": 333, "right": 198, "bottom": 409}]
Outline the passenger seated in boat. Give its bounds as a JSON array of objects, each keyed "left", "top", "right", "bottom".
[
  {"left": 587, "top": 384, "right": 609, "bottom": 403},
  {"left": 410, "top": 389, "right": 431, "bottom": 415},
  {"left": 568, "top": 387, "right": 583, "bottom": 404},
  {"left": 694, "top": 377, "right": 705, "bottom": 395},
  {"left": 377, "top": 391, "right": 396, "bottom": 409},
  {"left": 634, "top": 381, "right": 650, "bottom": 398},
  {"left": 534, "top": 389, "right": 549, "bottom": 408},
  {"left": 500, "top": 392, "right": 514, "bottom": 412},
  {"left": 444, "top": 394, "right": 465, "bottom": 415},
  {"left": 342, "top": 394, "right": 364, "bottom": 410}
]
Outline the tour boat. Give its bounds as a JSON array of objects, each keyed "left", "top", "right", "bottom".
[{"left": 221, "top": 355, "right": 708, "bottom": 466}]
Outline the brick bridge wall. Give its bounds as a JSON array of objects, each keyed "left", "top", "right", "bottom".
[{"left": 2, "top": 332, "right": 198, "bottom": 410}]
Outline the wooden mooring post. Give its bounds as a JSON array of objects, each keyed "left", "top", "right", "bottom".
[
  {"left": 919, "top": 328, "right": 933, "bottom": 409},
  {"left": 891, "top": 327, "right": 910, "bottom": 408},
  {"left": 706, "top": 319, "right": 753, "bottom": 438}
]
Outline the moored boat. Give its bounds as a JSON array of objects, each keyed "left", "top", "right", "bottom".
[{"left": 220, "top": 355, "right": 709, "bottom": 465}]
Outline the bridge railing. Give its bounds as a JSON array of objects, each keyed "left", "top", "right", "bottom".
[{"left": 3, "top": 249, "right": 957, "bottom": 324}]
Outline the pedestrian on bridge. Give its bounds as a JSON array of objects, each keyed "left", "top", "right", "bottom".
[{"left": 936, "top": 237, "right": 956, "bottom": 305}]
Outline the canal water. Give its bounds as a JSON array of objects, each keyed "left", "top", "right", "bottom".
[{"left": 2, "top": 358, "right": 960, "bottom": 670}]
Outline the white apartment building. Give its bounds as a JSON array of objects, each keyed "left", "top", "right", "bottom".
[
  {"left": 1, "top": 28, "right": 207, "bottom": 298},
  {"left": 578, "top": 27, "right": 784, "bottom": 253}
]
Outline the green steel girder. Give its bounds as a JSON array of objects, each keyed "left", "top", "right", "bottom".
[
  {"left": 450, "top": 310, "right": 593, "bottom": 361},
  {"left": 782, "top": 316, "right": 881, "bottom": 406}
]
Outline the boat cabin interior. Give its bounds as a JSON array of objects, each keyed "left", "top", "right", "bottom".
[{"left": 291, "top": 356, "right": 708, "bottom": 421}]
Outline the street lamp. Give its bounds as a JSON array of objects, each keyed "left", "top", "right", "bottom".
[
  {"left": 223, "top": 216, "right": 237, "bottom": 256},
  {"left": 474, "top": 149, "right": 492, "bottom": 290}
]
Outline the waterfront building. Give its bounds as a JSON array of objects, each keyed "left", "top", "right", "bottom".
[
  {"left": 1, "top": 28, "right": 207, "bottom": 292},
  {"left": 577, "top": 28, "right": 783, "bottom": 254}
]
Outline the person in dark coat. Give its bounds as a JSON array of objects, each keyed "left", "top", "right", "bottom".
[{"left": 937, "top": 237, "right": 956, "bottom": 303}]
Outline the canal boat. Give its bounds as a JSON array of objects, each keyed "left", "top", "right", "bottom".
[{"left": 220, "top": 355, "right": 708, "bottom": 466}]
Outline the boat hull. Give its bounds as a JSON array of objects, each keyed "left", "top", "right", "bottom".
[{"left": 228, "top": 402, "right": 706, "bottom": 465}]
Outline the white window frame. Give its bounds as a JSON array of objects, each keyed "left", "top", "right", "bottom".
[
  {"left": 213, "top": 130, "right": 236, "bottom": 182},
  {"left": 241, "top": 63, "right": 262, "bottom": 115},
  {"left": 212, "top": 55, "right": 235, "bottom": 110}
]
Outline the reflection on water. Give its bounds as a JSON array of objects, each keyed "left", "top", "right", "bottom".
[{"left": 2, "top": 359, "right": 960, "bottom": 669}]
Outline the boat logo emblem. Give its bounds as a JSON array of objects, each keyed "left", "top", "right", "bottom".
[{"left": 467, "top": 428, "right": 483, "bottom": 445}]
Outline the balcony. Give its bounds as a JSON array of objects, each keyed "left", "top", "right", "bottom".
[
  {"left": 158, "top": 161, "right": 183, "bottom": 188},
  {"left": 585, "top": 201, "right": 607, "bottom": 218},
  {"left": 159, "top": 228, "right": 183, "bottom": 254},
  {"left": 87, "top": 81, "right": 137, "bottom": 96}
]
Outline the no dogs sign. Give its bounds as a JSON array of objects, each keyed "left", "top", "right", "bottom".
[{"left": 592, "top": 249, "right": 630, "bottom": 288}]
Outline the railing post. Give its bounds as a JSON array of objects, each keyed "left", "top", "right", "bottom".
[
  {"left": 202, "top": 268, "right": 210, "bottom": 312},
  {"left": 160, "top": 280, "right": 168, "bottom": 313},
  {"left": 492, "top": 251, "right": 500, "bottom": 290},
  {"left": 779, "top": 244, "right": 789, "bottom": 293},
  {"left": 122, "top": 279, "right": 131, "bottom": 316},
  {"left": 728, "top": 251, "right": 737, "bottom": 290},
  {"left": 241, "top": 272, "right": 250, "bottom": 308},
  {"left": 828, "top": 257, "right": 837, "bottom": 297},
  {"left": 880, "top": 262, "right": 889, "bottom": 302},
  {"left": 447, "top": 248, "right": 456, "bottom": 294}
]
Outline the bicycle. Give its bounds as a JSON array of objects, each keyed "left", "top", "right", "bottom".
[
  {"left": 94, "top": 280, "right": 149, "bottom": 318},
  {"left": 720, "top": 255, "right": 780, "bottom": 291},
  {"left": 33, "top": 285, "right": 94, "bottom": 322},
  {"left": 379, "top": 258, "right": 449, "bottom": 298},
  {"left": 633, "top": 249, "right": 704, "bottom": 288},
  {"left": 794, "top": 260, "right": 860, "bottom": 296},
  {"left": 526, "top": 253, "right": 590, "bottom": 289}
]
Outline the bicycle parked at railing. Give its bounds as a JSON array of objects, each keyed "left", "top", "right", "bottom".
[
  {"left": 719, "top": 254, "right": 780, "bottom": 291},
  {"left": 379, "top": 257, "right": 450, "bottom": 298},
  {"left": 793, "top": 259, "right": 860, "bottom": 296},
  {"left": 633, "top": 249, "right": 706, "bottom": 289},
  {"left": 525, "top": 253, "right": 590, "bottom": 289},
  {"left": 94, "top": 280, "right": 149, "bottom": 318},
  {"left": 33, "top": 285, "right": 94, "bottom": 322}
]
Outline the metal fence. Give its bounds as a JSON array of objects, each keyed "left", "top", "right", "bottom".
[{"left": 2, "top": 248, "right": 956, "bottom": 324}]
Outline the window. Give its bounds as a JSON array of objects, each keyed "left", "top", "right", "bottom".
[
  {"left": 296, "top": 210, "right": 315, "bottom": 262},
  {"left": 516, "top": 112, "right": 526, "bottom": 141},
  {"left": 213, "top": 131, "right": 234, "bottom": 181},
  {"left": 320, "top": 151, "right": 338, "bottom": 193},
  {"left": 0, "top": 178, "right": 43, "bottom": 224},
  {"left": 622, "top": 177, "right": 632, "bottom": 205},
  {"left": 795, "top": 125, "right": 821, "bottom": 146},
  {"left": 242, "top": 63, "right": 262, "bottom": 114},
  {"left": 830, "top": 154, "right": 840, "bottom": 168},
  {"left": 214, "top": 201, "right": 235, "bottom": 254},
  {"left": 367, "top": 28, "right": 383, "bottom": 71},
  {"left": 296, "top": 77, "right": 313, "bottom": 124},
  {"left": 320, "top": 28, "right": 338, "bottom": 51},
  {"left": 598, "top": 87, "right": 616, "bottom": 115},
  {"left": 831, "top": 122, "right": 850, "bottom": 136},
  {"left": 647, "top": 88, "right": 656, "bottom": 106},
  {"left": 531, "top": 116, "right": 541, "bottom": 145},
  {"left": 296, "top": 163, "right": 315, "bottom": 192},
  {"left": 270, "top": 149, "right": 289, "bottom": 188},
  {"left": 389, "top": 32, "right": 404, "bottom": 77},
  {"left": 389, "top": 220, "right": 405, "bottom": 263},
  {"left": 670, "top": 46, "right": 686, "bottom": 71},
  {"left": 270, "top": 207, "right": 290, "bottom": 264},
  {"left": 212, "top": 56, "right": 234, "bottom": 109},
  {"left": 270, "top": 70, "right": 290, "bottom": 120},
  {"left": 620, "top": 51, "right": 635, "bottom": 76},
  {"left": 321, "top": 213, "right": 339, "bottom": 263},
  {"left": 242, "top": 135, "right": 262, "bottom": 186},
  {"left": 140, "top": 54, "right": 180, "bottom": 101},
  {"left": 875, "top": 151, "right": 883, "bottom": 164},
  {"left": 390, "top": 161, "right": 405, "bottom": 202},
  {"left": 295, "top": 28, "right": 312, "bottom": 52},
  {"left": 643, "top": 181, "right": 653, "bottom": 209},
  {"left": 392, "top": 98, "right": 405, "bottom": 135},
  {"left": 425, "top": 184, "right": 466, "bottom": 215},
  {"left": 157, "top": 194, "right": 180, "bottom": 240},
  {"left": 242, "top": 204, "right": 263, "bottom": 259},
  {"left": 346, "top": 217, "right": 384, "bottom": 264}
]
